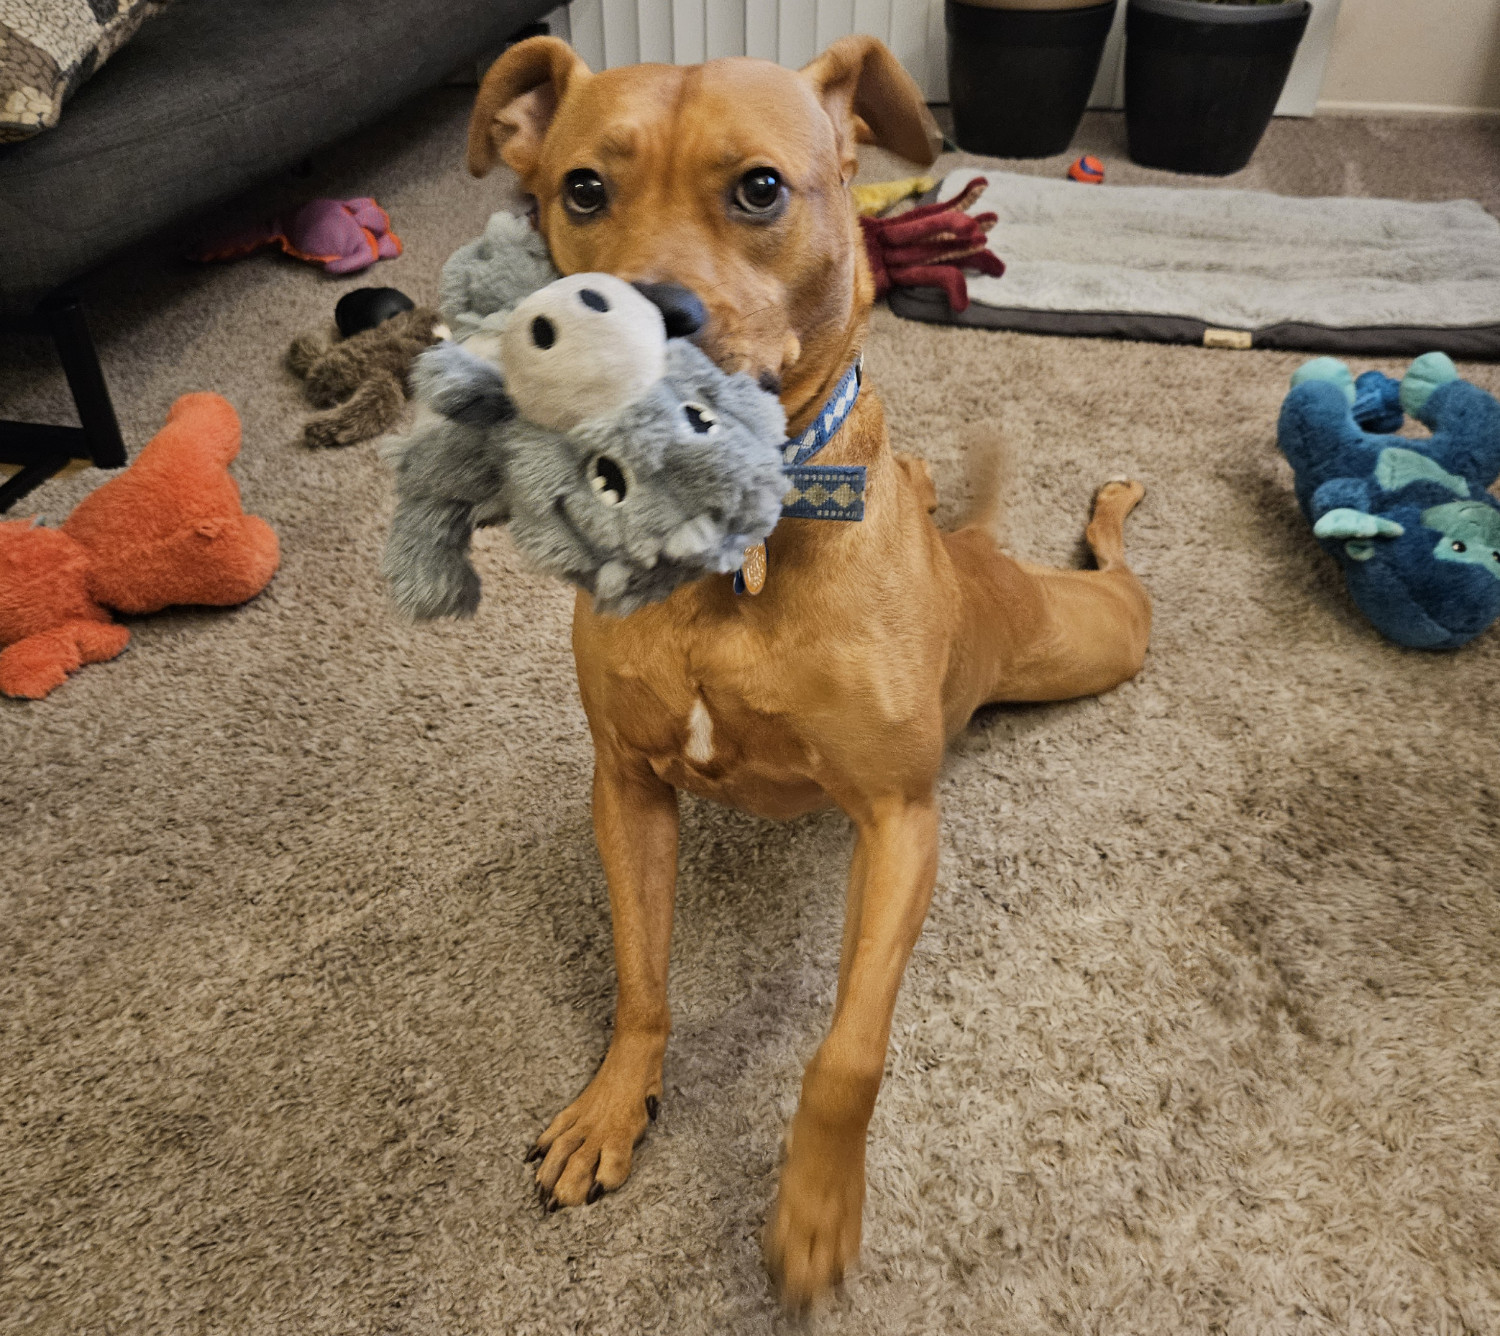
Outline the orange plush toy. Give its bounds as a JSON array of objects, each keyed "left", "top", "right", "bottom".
[{"left": 0, "top": 393, "right": 279, "bottom": 700}]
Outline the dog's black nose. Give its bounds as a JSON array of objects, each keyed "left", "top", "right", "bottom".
[{"left": 632, "top": 282, "right": 706, "bottom": 339}]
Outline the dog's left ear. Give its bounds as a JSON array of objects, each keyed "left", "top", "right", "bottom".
[{"left": 799, "top": 35, "right": 942, "bottom": 181}]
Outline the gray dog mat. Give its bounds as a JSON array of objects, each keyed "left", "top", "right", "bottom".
[{"left": 887, "top": 168, "right": 1500, "bottom": 358}]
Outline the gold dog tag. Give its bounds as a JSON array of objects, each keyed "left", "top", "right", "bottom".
[{"left": 740, "top": 542, "right": 767, "bottom": 595}]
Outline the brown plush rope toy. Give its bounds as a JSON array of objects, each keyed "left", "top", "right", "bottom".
[{"left": 285, "top": 303, "right": 446, "bottom": 449}]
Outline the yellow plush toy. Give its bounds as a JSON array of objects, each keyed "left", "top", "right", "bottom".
[{"left": 850, "top": 175, "right": 936, "bottom": 217}]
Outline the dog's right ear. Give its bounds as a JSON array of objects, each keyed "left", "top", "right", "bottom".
[{"left": 468, "top": 36, "right": 590, "bottom": 179}]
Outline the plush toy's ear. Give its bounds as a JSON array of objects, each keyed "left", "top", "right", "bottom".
[
  {"left": 799, "top": 36, "right": 942, "bottom": 182},
  {"left": 468, "top": 36, "right": 591, "bottom": 180}
]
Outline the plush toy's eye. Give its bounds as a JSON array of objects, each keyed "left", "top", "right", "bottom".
[
  {"left": 530, "top": 315, "right": 556, "bottom": 349},
  {"left": 563, "top": 169, "right": 608, "bottom": 218},
  {"left": 683, "top": 402, "right": 718, "bottom": 434},
  {"left": 1452, "top": 540, "right": 1468, "bottom": 553},
  {"left": 578, "top": 287, "right": 610, "bottom": 313},
  {"left": 733, "top": 167, "right": 786, "bottom": 218}
]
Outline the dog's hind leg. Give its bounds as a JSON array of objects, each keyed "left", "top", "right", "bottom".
[
  {"left": 1083, "top": 477, "right": 1146, "bottom": 573},
  {"left": 940, "top": 479, "right": 1151, "bottom": 722}
]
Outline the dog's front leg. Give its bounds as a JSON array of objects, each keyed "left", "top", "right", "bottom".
[
  {"left": 530, "top": 750, "right": 678, "bottom": 1208},
  {"left": 766, "top": 795, "right": 939, "bottom": 1308}
]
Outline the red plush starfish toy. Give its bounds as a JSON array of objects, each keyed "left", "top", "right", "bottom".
[{"left": 859, "top": 176, "right": 1004, "bottom": 313}]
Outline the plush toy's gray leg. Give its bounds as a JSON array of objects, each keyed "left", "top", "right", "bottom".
[
  {"left": 383, "top": 495, "right": 484, "bottom": 619},
  {"left": 382, "top": 408, "right": 512, "bottom": 619},
  {"left": 379, "top": 345, "right": 516, "bottom": 618}
]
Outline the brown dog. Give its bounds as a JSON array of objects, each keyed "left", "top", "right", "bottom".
[{"left": 468, "top": 34, "right": 1152, "bottom": 1308}]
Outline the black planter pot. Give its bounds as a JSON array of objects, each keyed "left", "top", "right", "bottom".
[
  {"left": 946, "top": 0, "right": 1119, "bottom": 158},
  {"left": 1125, "top": 0, "right": 1311, "bottom": 175}
]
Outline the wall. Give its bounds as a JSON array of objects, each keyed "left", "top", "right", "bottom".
[{"left": 1318, "top": 0, "right": 1500, "bottom": 113}]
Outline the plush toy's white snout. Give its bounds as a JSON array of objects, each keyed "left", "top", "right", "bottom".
[{"left": 499, "top": 274, "right": 667, "bottom": 431}]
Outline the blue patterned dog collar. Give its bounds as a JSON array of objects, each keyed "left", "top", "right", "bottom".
[
  {"left": 780, "top": 358, "right": 866, "bottom": 522},
  {"left": 734, "top": 359, "right": 866, "bottom": 594}
]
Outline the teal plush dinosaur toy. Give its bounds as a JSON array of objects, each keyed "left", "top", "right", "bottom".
[{"left": 1277, "top": 352, "right": 1500, "bottom": 649}]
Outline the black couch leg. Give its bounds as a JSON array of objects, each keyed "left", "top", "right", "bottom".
[
  {"left": 0, "top": 295, "right": 126, "bottom": 513},
  {"left": 0, "top": 459, "right": 70, "bottom": 512},
  {"left": 46, "top": 297, "right": 127, "bottom": 470}
]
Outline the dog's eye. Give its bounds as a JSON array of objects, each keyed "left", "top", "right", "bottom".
[
  {"left": 683, "top": 402, "right": 718, "bottom": 434},
  {"left": 734, "top": 168, "right": 785, "bottom": 217},
  {"left": 563, "top": 168, "right": 608, "bottom": 218}
]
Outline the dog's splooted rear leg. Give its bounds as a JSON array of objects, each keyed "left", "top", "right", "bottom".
[
  {"left": 1084, "top": 477, "right": 1146, "bottom": 572},
  {"left": 941, "top": 480, "right": 1151, "bottom": 715}
]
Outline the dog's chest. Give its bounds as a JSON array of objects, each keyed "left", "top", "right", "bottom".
[{"left": 584, "top": 619, "right": 835, "bottom": 819}]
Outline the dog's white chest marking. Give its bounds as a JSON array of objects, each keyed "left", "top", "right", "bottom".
[{"left": 685, "top": 699, "right": 714, "bottom": 765}]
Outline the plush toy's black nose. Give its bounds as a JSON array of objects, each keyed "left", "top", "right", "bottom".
[{"left": 632, "top": 282, "right": 706, "bottom": 339}]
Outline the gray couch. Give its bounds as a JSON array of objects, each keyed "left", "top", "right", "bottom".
[{"left": 0, "top": 0, "right": 553, "bottom": 509}]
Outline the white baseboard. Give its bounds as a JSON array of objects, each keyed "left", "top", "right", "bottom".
[{"left": 1316, "top": 100, "right": 1500, "bottom": 117}]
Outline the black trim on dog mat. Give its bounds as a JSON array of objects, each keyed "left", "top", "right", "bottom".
[{"left": 886, "top": 285, "right": 1500, "bottom": 360}]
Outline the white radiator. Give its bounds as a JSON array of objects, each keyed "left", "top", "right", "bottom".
[
  {"left": 544, "top": 0, "right": 1339, "bottom": 117},
  {"left": 549, "top": 0, "right": 953, "bottom": 101}
]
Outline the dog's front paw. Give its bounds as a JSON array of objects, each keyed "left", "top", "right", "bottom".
[
  {"left": 529, "top": 1040, "right": 663, "bottom": 1209},
  {"left": 764, "top": 1117, "right": 866, "bottom": 1311}
]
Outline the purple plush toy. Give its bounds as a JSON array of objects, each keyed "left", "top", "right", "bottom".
[{"left": 189, "top": 197, "right": 402, "bottom": 275}]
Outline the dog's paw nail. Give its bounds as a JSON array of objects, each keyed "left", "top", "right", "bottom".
[
  {"left": 587, "top": 1182, "right": 605, "bottom": 1205},
  {"left": 525, "top": 1143, "right": 544, "bottom": 1163},
  {"left": 645, "top": 1095, "right": 660, "bottom": 1122}
]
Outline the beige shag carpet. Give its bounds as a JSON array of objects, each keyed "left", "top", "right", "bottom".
[{"left": 3, "top": 93, "right": 1498, "bottom": 1335}]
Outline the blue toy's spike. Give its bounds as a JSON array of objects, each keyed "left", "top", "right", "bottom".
[
  {"left": 1291, "top": 357, "right": 1355, "bottom": 405},
  {"left": 1352, "top": 370, "right": 1404, "bottom": 434},
  {"left": 1400, "top": 351, "right": 1459, "bottom": 419},
  {"left": 1312, "top": 508, "right": 1404, "bottom": 542}
]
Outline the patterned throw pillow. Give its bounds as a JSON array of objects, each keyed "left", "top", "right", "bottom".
[{"left": 1, "top": 0, "right": 169, "bottom": 143}]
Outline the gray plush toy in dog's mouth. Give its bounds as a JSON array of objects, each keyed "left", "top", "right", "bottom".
[{"left": 382, "top": 272, "right": 789, "bottom": 619}]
